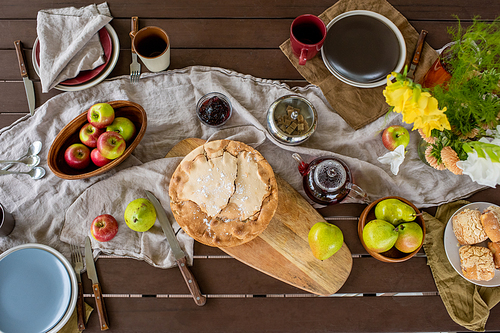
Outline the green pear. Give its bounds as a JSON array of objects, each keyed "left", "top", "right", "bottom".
[
  {"left": 124, "top": 198, "right": 157, "bottom": 232},
  {"left": 395, "top": 222, "right": 423, "bottom": 253},
  {"left": 374, "top": 198, "right": 417, "bottom": 226},
  {"left": 308, "top": 222, "right": 344, "bottom": 260},
  {"left": 362, "top": 219, "right": 398, "bottom": 253}
]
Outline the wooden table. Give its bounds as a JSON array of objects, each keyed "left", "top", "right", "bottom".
[{"left": 1, "top": 0, "right": 500, "bottom": 331}]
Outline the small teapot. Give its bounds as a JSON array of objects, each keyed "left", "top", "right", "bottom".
[{"left": 293, "top": 153, "right": 368, "bottom": 205}]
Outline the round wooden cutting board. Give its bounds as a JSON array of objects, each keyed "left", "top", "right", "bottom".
[{"left": 166, "top": 138, "right": 352, "bottom": 296}]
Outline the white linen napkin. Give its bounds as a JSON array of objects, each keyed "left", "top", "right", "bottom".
[
  {"left": 36, "top": 3, "right": 112, "bottom": 92},
  {"left": 60, "top": 159, "right": 195, "bottom": 268}
]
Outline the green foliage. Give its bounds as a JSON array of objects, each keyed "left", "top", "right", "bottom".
[
  {"left": 464, "top": 141, "right": 500, "bottom": 163},
  {"left": 431, "top": 16, "right": 500, "bottom": 137}
]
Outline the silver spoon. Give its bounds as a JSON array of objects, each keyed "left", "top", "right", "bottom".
[
  {"left": 1, "top": 141, "right": 43, "bottom": 171},
  {"left": 0, "top": 155, "right": 40, "bottom": 168},
  {"left": 0, "top": 166, "right": 46, "bottom": 179}
]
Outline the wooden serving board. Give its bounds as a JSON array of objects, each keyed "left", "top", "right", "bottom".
[{"left": 166, "top": 138, "right": 352, "bottom": 296}]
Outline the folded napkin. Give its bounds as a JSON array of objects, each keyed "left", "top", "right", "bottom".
[
  {"left": 423, "top": 201, "right": 500, "bottom": 332},
  {"left": 37, "top": 3, "right": 112, "bottom": 92},
  {"left": 280, "top": 0, "right": 438, "bottom": 130},
  {"left": 59, "top": 302, "right": 93, "bottom": 333},
  {"left": 60, "top": 158, "right": 194, "bottom": 268}
]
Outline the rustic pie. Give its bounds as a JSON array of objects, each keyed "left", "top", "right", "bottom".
[{"left": 169, "top": 140, "right": 278, "bottom": 247}]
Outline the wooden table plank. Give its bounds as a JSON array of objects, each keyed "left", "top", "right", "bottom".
[
  {"left": 1, "top": 0, "right": 499, "bottom": 20},
  {"left": 81, "top": 256, "right": 437, "bottom": 296},
  {"left": 81, "top": 295, "right": 493, "bottom": 332},
  {"left": 0, "top": 18, "right": 469, "bottom": 51}
]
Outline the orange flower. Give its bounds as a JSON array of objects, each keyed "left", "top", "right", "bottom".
[
  {"left": 418, "top": 129, "right": 436, "bottom": 144},
  {"left": 440, "top": 146, "right": 463, "bottom": 175},
  {"left": 425, "top": 146, "right": 445, "bottom": 170}
]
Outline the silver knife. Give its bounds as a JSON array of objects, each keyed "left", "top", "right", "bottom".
[
  {"left": 145, "top": 190, "right": 206, "bottom": 306},
  {"left": 407, "top": 30, "right": 428, "bottom": 80},
  {"left": 14, "top": 40, "right": 35, "bottom": 116},
  {"left": 85, "top": 236, "right": 110, "bottom": 330}
]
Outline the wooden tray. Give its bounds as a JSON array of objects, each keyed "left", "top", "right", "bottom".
[{"left": 166, "top": 138, "right": 352, "bottom": 295}]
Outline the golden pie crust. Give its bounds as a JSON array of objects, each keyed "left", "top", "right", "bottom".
[{"left": 169, "top": 140, "right": 278, "bottom": 247}]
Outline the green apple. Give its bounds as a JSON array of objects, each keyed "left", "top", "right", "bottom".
[
  {"left": 382, "top": 125, "right": 410, "bottom": 151},
  {"left": 124, "top": 198, "right": 157, "bottom": 232},
  {"left": 106, "top": 117, "right": 136, "bottom": 142},
  {"left": 97, "top": 131, "right": 126, "bottom": 159},
  {"left": 395, "top": 222, "right": 423, "bottom": 253},
  {"left": 87, "top": 103, "right": 115, "bottom": 129},
  {"left": 308, "top": 222, "right": 344, "bottom": 260},
  {"left": 362, "top": 219, "right": 398, "bottom": 253}
]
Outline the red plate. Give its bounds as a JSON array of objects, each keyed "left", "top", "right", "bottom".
[{"left": 35, "top": 27, "right": 112, "bottom": 86}]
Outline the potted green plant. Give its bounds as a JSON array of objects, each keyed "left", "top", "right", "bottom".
[{"left": 383, "top": 16, "right": 500, "bottom": 186}]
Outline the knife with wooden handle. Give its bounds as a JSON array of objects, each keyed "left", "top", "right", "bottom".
[
  {"left": 145, "top": 190, "right": 206, "bottom": 306},
  {"left": 13, "top": 40, "right": 35, "bottom": 116},
  {"left": 407, "top": 30, "right": 428, "bottom": 80},
  {"left": 85, "top": 236, "right": 110, "bottom": 330}
]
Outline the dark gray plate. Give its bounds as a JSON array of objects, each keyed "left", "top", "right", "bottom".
[{"left": 323, "top": 14, "right": 401, "bottom": 83}]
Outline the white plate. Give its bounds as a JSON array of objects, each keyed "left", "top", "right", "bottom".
[
  {"left": 444, "top": 202, "right": 500, "bottom": 287},
  {"left": 320, "top": 10, "right": 406, "bottom": 88},
  {"left": 32, "top": 24, "right": 120, "bottom": 92},
  {"left": 0, "top": 244, "right": 77, "bottom": 333}
]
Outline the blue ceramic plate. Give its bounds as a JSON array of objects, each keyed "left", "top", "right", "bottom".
[{"left": 0, "top": 247, "right": 72, "bottom": 333}]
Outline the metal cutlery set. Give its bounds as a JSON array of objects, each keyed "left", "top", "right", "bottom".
[
  {"left": 0, "top": 141, "right": 45, "bottom": 179},
  {"left": 71, "top": 237, "right": 110, "bottom": 331}
]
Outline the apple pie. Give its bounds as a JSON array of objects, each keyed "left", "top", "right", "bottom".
[{"left": 169, "top": 140, "right": 278, "bottom": 247}]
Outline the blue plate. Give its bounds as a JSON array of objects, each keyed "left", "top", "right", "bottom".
[{"left": 0, "top": 247, "right": 72, "bottom": 333}]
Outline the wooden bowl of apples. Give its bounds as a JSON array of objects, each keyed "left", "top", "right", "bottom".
[
  {"left": 48, "top": 100, "right": 147, "bottom": 180},
  {"left": 358, "top": 196, "right": 426, "bottom": 263}
]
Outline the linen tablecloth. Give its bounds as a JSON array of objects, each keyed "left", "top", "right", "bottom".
[{"left": 0, "top": 66, "right": 485, "bottom": 264}]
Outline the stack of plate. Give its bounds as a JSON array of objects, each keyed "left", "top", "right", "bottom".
[
  {"left": 0, "top": 244, "right": 77, "bottom": 333},
  {"left": 321, "top": 10, "right": 406, "bottom": 88},
  {"left": 32, "top": 24, "right": 120, "bottom": 92}
]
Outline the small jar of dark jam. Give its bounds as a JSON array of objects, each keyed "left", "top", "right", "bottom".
[{"left": 196, "top": 92, "right": 232, "bottom": 127}]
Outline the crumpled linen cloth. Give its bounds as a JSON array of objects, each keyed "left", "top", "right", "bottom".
[
  {"left": 0, "top": 66, "right": 486, "bottom": 266},
  {"left": 423, "top": 201, "right": 500, "bottom": 332},
  {"left": 37, "top": 2, "right": 112, "bottom": 92}
]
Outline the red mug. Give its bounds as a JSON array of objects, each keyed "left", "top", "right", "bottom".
[{"left": 290, "top": 14, "right": 327, "bottom": 65}]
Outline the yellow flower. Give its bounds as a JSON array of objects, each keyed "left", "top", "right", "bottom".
[
  {"left": 383, "top": 73, "right": 451, "bottom": 138},
  {"left": 383, "top": 75, "right": 413, "bottom": 113},
  {"left": 412, "top": 112, "right": 450, "bottom": 137}
]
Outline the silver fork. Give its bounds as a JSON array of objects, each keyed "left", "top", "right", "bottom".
[
  {"left": 70, "top": 244, "right": 86, "bottom": 330},
  {"left": 129, "top": 16, "right": 141, "bottom": 83}
]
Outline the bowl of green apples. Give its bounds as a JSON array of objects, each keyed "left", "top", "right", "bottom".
[{"left": 358, "top": 196, "right": 425, "bottom": 263}]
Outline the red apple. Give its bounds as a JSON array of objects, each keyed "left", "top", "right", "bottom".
[
  {"left": 87, "top": 103, "right": 115, "bottom": 129},
  {"left": 97, "top": 131, "right": 126, "bottom": 159},
  {"left": 382, "top": 125, "right": 410, "bottom": 151},
  {"left": 64, "top": 143, "right": 91, "bottom": 169},
  {"left": 79, "top": 123, "right": 105, "bottom": 148},
  {"left": 91, "top": 148, "right": 113, "bottom": 167},
  {"left": 90, "top": 214, "right": 118, "bottom": 242},
  {"left": 106, "top": 117, "right": 136, "bottom": 142}
]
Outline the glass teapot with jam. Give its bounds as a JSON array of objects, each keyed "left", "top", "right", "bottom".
[{"left": 293, "top": 153, "right": 368, "bottom": 205}]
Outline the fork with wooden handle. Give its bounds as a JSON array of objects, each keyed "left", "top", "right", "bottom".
[
  {"left": 70, "top": 244, "right": 86, "bottom": 331},
  {"left": 129, "top": 16, "right": 141, "bottom": 83}
]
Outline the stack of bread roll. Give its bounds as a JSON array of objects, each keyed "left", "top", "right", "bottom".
[{"left": 453, "top": 206, "right": 500, "bottom": 281}]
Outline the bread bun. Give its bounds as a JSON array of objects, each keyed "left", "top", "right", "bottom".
[
  {"left": 459, "top": 245, "right": 495, "bottom": 281},
  {"left": 487, "top": 241, "right": 500, "bottom": 269},
  {"left": 481, "top": 206, "right": 500, "bottom": 242},
  {"left": 452, "top": 209, "right": 488, "bottom": 245}
]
